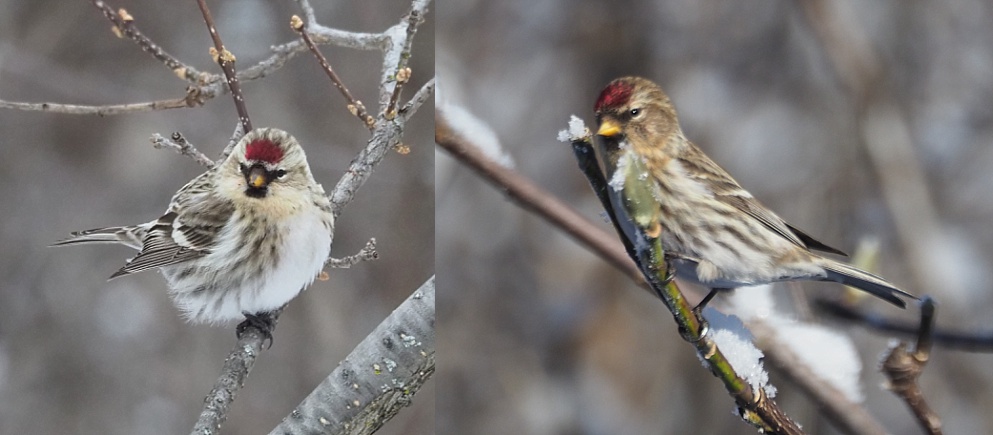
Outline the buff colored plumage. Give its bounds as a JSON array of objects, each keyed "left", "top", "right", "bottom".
[
  {"left": 54, "top": 128, "right": 334, "bottom": 329},
  {"left": 594, "top": 76, "right": 915, "bottom": 308}
]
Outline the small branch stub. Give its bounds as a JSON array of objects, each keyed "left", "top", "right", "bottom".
[
  {"left": 208, "top": 46, "right": 235, "bottom": 64},
  {"left": 326, "top": 238, "right": 379, "bottom": 269},
  {"left": 393, "top": 142, "right": 411, "bottom": 155},
  {"left": 290, "top": 15, "right": 304, "bottom": 32},
  {"left": 396, "top": 67, "right": 412, "bottom": 84},
  {"left": 881, "top": 297, "right": 942, "bottom": 435},
  {"left": 117, "top": 7, "right": 133, "bottom": 22}
]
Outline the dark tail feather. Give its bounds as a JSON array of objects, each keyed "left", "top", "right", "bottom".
[
  {"left": 51, "top": 227, "right": 132, "bottom": 247},
  {"left": 820, "top": 260, "right": 916, "bottom": 308}
]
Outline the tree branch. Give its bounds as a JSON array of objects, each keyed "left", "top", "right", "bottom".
[
  {"left": 815, "top": 299, "right": 993, "bottom": 351},
  {"left": 879, "top": 297, "right": 942, "bottom": 434},
  {"left": 195, "top": 0, "right": 252, "bottom": 133},
  {"left": 400, "top": 77, "right": 435, "bottom": 121},
  {"left": 326, "top": 238, "right": 379, "bottom": 269},
  {"left": 378, "top": 0, "right": 430, "bottom": 113},
  {"left": 294, "top": 0, "right": 388, "bottom": 51},
  {"left": 269, "top": 276, "right": 435, "bottom": 434},
  {"left": 89, "top": 0, "right": 205, "bottom": 83},
  {"left": 0, "top": 98, "right": 191, "bottom": 115},
  {"left": 192, "top": 306, "right": 283, "bottom": 435},
  {"left": 750, "top": 320, "right": 889, "bottom": 435},
  {"left": 292, "top": 16, "right": 375, "bottom": 129},
  {"left": 151, "top": 132, "right": 216, "bottom": 169},
  {"left": 3, "top": 2, "right": 421, "bottom": 120},
  {"left": 436, "top": 110, "right": 646, "bottom": 287},
  {"left": 383, "top": 2, "right": 426, "bottom": 119},
  {"left": 330, "top": 121, "right": 404, "bottom": 219}
]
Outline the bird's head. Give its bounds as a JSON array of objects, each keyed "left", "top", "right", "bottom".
[
  {"left": 593, "top": 77, "right": 682, "bottom": 145},
  {"left": 224, "top": 128, "right": 316, "bottom": 200}
]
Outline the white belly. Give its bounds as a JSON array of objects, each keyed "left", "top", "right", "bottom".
[{"left": 165, "top": 211, "right": 333, "bottom": 324}]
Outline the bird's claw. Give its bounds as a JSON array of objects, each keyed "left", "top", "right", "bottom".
[
  {"left": 237, "top": 311, "right": 275, "bottom": 349},
  {"left": 678, "top": 318, "right": 710, "bottom": 343},
  {"left": 661, "top": 257, "right": 676, "bottom": 285}
]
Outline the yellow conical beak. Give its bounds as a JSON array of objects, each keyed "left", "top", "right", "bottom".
[
  {"left": 248, "top": 166, "right": 268, "bottom": 188},
  {"left": 597, "top": 119, "right": 621, "bottom": 137}
]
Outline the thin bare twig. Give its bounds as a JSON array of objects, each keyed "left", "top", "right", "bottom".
[
  {"left": 815, "top": 299, "right": 993, "bottom": 351},
  {"left": 294, "top": 0, "right": 388, "bottom": 51},
  {"left": 384, "top": 3, "right": 426, "bottom": 119},
  {"left": 400, "top": 77, "right": 435, "bottom": 121},
  {"left": 218, "top": 122, "right": 246, "bottom": 162},
  {"left": 292, "top": 15, "right": 375, "bottom": 129},
  {"left": 881, "top": 297, "right": 942, "bottom": 434},
  {"left": 436, "top": 110, "right": 647, "bottom": 287},
  {"left": 0, "top": 98, "right": 190, "bottom": 115},
  {"left": 150, "top": 132, "right": 216, "bottom": 168},
  {"left": 2, "top": 5, "right": 401, "bottom": 119},
  {"left": 377, "top": 0, "right": 430, "bottom": 112},
  {"left": 3, "top": 3, "right": 401, "bottom": 119},
  {"left": 326, "top": 238, "right": 379, "bottom": 269},
  {"left": 195, "top": 0, "right": 252, "bottom": 133},
  {"left": 89, "top": 0, "right": 204, "bottom": 83}
]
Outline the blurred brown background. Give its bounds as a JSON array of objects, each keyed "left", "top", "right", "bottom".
[
  {"left": 438, "top": 0, "right": 993, "bottom": 434},
  {"left": 0, "top": 0, "right": 433, "bottom": 434}
]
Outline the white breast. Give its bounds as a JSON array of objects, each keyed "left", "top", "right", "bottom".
[{"left": 246, "top": 211, "right": 333, "bottom": 314}]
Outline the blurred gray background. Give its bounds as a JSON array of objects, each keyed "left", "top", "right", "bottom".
[
  {"left": 438, "top": 0, "right": 993, "bottom": 434},
  {"left": 0, "top": 0, "right": 433, "bottom": 434}
]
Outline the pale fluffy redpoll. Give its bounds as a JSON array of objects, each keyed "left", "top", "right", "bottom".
[
  {"left": 54, "top": 128, "right": 334, "bottom": 328},
  {"left": 593, "top": 76, "right": 915, "bottom": 308}
]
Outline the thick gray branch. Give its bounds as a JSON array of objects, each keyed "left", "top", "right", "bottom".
[
  {"left": 330, "top": 120, "right": 404, "bottom": 219},
  {"left": 192, "top": 307, "right": 282, "bottom": 435},
  {"left": 269, "top": 277, "right": 435, "bottom": 435}
]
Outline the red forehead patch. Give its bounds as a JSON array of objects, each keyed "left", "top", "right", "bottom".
[
  {"left": 244, "top": 139, "right": 283, "bottom": 164},
  {"left": 594, "top": 81, "right": 634, "bottom": 112}
]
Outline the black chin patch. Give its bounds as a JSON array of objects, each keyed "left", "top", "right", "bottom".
[{"left": 245, "top": 186, "right": 268, "bottom": 198}]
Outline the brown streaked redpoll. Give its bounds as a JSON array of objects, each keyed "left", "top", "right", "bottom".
[
  {"left": 54, "top": 128, "right": 334, "bottom": 333},
  {"left": 593, "top": 76, "right": 916, "bottom": 309}
]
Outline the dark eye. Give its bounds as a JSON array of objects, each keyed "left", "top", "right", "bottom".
[
  {"left": 239, "top": 163, "right": 249, "bottom": 175},
  {"left": 629, "top": 108, "right": 642, "bottom": 117},
  {"left": 274, "top": 169, "right": 288, "bottom": 179}
]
